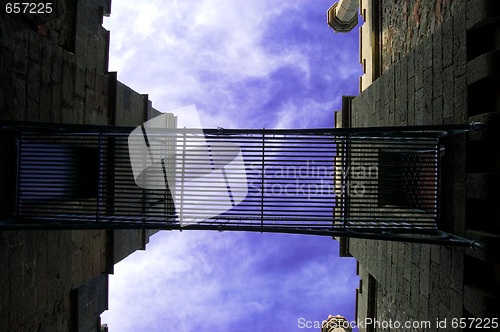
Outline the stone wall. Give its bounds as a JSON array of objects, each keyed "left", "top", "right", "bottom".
[
  {"left": 0, "top": 1, "right": 111, "bottom": 330},
  {"left": 0, "top": 10, "right": 110, "bottom": 125},
  {"left": 0, "top": 0, "right": 169, "bottom": 330},
  {"left": 380, "top": 0, "right": 467, "bottom": 72},
  {"left": 348, "top": 0, "right": 500, "bottom": 327},
  {"left": 352, "top": 0, "right": 469, "bottom": 128}
]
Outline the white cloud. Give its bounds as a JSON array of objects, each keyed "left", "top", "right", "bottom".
[
  {"left": 103, "top": 0, "right": 313, "bottom": 124},
  {"left": 102, "top": 231, "right": 358, "bottom": 332},
  {"left": 273, "top": 98, "right": 339, "bottom": 129}
]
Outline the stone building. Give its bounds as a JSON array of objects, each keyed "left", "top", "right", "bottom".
[
  {"left": 0, "top": 1, "right": 175, "bottom": 330},
  {"left": 331, "top": 0, "right": 500, "bottom": 330}
]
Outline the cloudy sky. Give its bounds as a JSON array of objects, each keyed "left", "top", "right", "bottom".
[{"left": 100, "top": 1, "right": 362, "bottom": 331}]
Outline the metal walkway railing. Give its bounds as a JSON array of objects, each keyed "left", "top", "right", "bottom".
[{"left": 0, "top": 121, "right": 483, "bottom": 247}]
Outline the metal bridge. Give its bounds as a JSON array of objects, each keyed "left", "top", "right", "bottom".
[{"left": 0, "top": 121, "right": 482, "bottom": 247}]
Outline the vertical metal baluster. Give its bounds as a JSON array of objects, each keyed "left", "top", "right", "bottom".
[
  {"left": 260, "top": 128, "right": 265, "bottom": 231},
  {"left": 15, "top": 133, "right": 22, "bottom": 218},
  {"left": 179, "top": 129, "right": 187, "bottom": 225},
  {"left": 97, "top": 132, "right": 104, "bottom": 224}
]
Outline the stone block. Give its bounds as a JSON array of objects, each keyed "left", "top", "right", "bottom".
[
  {"left": 442, "top": 66, "right": 454, "bottom": 122},
  {"left": 94, "top": 74, "right": 109, "bottom": 106},
  {"left": 438, "top": 246, "right": 452, "bottom": 308},
  {"left": 51, "top": 82, "right": 62, "bottom": 123},
  {"left": 85, "top": 31, "right": 98, "bottom": 69},
  {"left": 86, "top": 68, "right": 96, "bottom": 90},
  {"left": 373, "top": 99, "right": 381, "bottom": 125},
  {"left": 100, "top": 240, "right": 107, "bottom": 273},
  {"left": 453, "top": 7, "right": 467, "bottom": 77},
  {"left": 433, "top": 26, "right": 443, "bottom": 71},
  {"left": 12, "top": 32, "right": 28, "bottom": 76},
  {"left": 61, "top": 60, "right": 76, "bottom": 108},
  {"left": 411, "top": 243, "right": 421, "bottom": 266},
  {"left": 379, "top": 81, "right": 386, "bottom": 111},
  {"left": 410, "top": 263, "right": 420, "bottom": 298},
  {"left": 464, "top": 284, "right": 499, "bottom": 318},
  {"left": 415, "top": 48, "right": 424, "bottom": 91},
  {"left": 407, "top": 49, "right": 415, "bottom": 79},
  {"left": 72, "top": 230, "right": 83, "bottom": 251},
  {"left": 430, "top": 244, "right": 440, "bottom": 263},
  {"left": 454, "top": 74, "right": 467, "bottom": 123},
  {"left": 450, "top": 247, "right": 465, "bottom": 295},
  {"left": 0, "top": 18, "right": 14, "bottom": 51},
  {"left": 58, "top": 232, "right": 73, "bottom": 291},
  {"left": 0, "top": 308, "right": 8, "bottom": 331},
  {"left": 467, "top": 0, "right": 499, "bottom": 30},
  {"left": 28, "top": 33, "right": 41, "bottom": 63},
  {"left": 35, "top": 230, "right": 48, "bottom": 250},
  {"left": 398, "top": 57, "right": 408, "bottom": 125},
  {"left": 467, "top": 173, "right": 500, "bottom": 200},
  {"left": 72, "top": 250, "right": 83, "bottom": 289},
  {"left": 97, "top": 27, "right": 110, "bottom": 73},
  {"left": 8, "top": 245, "right": 22, "bottom": 317},
  {"left": 423, "top": 68, "right": 433, "bottom": 125},
  {"left": 22, "top": 264, "right": 35, "bottom": 294},
  {"left": 75, "top": 65, "right": 86, "bottom": 99},
  {"left": 47, "top": 232, "right": 60, "bottom": 280},
  {"left": 438, "top": 301, "right": 450, "bottom": 325},
  {"left": 40, "top": 44, "right": 53, "bottom": 85},
  {"left": 433, "top": 67, "right": 443, "bottom": 99},
  {"left": 428, "top": 261, "right": 440, "bottom": 320},
  {"left": 442, "top": 18, "right": 454, "bottom": 68},
  {"left": 47, "top": 279, "right": 62, "bottom": 304},
  {"left": 418, "top": 293, "right": 429, "bottom": 324},
  {"left": 12, "top": 75, "right": 26, "bottom": 121},
  {"left": 91, "top": 233, "right": 102, "bottom": 276},
  {"left": 395, "top": 242, "right": 403, "bottom": 268},
  {"left": 0, "top": 244, "right": 9, "bottom": 313},
  {"left": 420, "top": 243, "right": 431, "bottom": 264},
  {"left": 379, "top": 245, "right": 387, "bottom": 287},
  {"left": 22, "top": 231, "right": 36, "bottom": 264},
  {"left": 402, "top": 277, "right": 411, "bottom": 309},
  {"left": 432, "top": 96, "right": 443, "bottom": 125},
  {"left": 51, "top": 48, "right": 63, "bottom": 83},
  {"left": 35, "top": 248, "right": 48, "bottom": 308},
  {"left": 39, "top": 84, "right": 52, "bottom": 122},
  {"left": 403, "top": 244, "right": 411, "bottom": 281},
  {"left": 74, "top": 96, "right": 84, "bottom": 124},
  {"left": 420, "top": 245, "right": 431, "bottom": 298},
  {"left": 84, "top": 86, "right": 96, "bottom": 111},
  {"left": 453, "top": 183, "right": 466, "bottom": 236},
  {"left": 81, "top": 232, "right": 92, "bottom": 283},
  {"left": 467, "top": 50, "right": 500, "bottom": 86},
  {"left": 408, "top": 77, "right": 415, "bottom": 125},
  {"left": 390, "top": 264, "right": 399, "bottom": 298},
  {"left": 61, "top": 106, "right": 76, "bottom": 124},
  {"left": 415, "top": 87, "right": 424, "bottom": 125},
  {"left": 384, "top": 65, "right": 394, "bottom": 106},
  {"left": 396, "top": 271, "right": 405, "bottom": 307},
  {"left": 388, "top": 100, "right": 395, "bottom": 126},
  {"left": 371, "top": 76, "right": 381, "bottom": 103},
  {"left": 422, "top": 35, "right": 433, "bottom": 70},
  {"left": 448, "top": 289, "right": 463, "bottom": 320},
  {"left": 26, "top": 63, "right": 41, "bottom": 122}
]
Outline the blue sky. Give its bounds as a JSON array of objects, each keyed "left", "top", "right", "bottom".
[{"left": 100, "top": 1, "right": 362, "bottom": 331}]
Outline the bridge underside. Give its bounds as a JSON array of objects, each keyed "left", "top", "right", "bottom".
[{"left": 0, "top": 121, "right": 479, "bottom": 247}]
